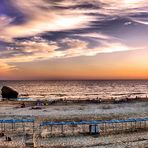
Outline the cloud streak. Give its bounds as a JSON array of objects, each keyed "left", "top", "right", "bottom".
[
  {"left": 1, "top": 0, "right": 148, "bottom": 40},
  {"left": 0, "top": 0, "right": 96, "bottom": 41},
  {"left": 0, "top": 0, "right": 148, "bottom": 72}
]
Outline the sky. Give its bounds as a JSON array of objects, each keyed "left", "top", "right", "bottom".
[{"left": 0, "top": 0, "right": 148, "bottom": 80}]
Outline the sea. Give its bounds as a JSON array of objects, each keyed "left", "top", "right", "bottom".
[{"left": 0, "top": 80, "right": 148, "bottom": 101}]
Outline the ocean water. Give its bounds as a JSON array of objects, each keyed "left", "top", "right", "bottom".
[{"left": 0, "top": 80, "right": 148, "bottom": 101}]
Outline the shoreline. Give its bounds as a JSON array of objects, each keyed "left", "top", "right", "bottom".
[{"left": 1, "top": 96, "right": 148, "bottom": 106}]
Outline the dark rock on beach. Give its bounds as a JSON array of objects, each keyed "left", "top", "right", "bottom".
[{"left": 1, "top": 86, "right": 18, "bottom": 99}]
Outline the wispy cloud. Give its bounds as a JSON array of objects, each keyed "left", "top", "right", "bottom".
[
  {"left": 0, "top": 0, "right": 96, "bottom": 41},
  {"left": 0, "top": 61, "right": 16, "bottom": 72},
  {"left": 0, "top": 0, "right": 148, "bottom": 72},
  {"left": 1, "top": 0, "right": 148, "bottom": 40},
  {"left": 0, "top": 36, "right": 135, "bottom": 69}
]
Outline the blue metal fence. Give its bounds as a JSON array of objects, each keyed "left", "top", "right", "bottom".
[
  {"left": 40, "top": 117, "right": 148, "bottom": 126},
  {"left": 0, "top": 119, "right": 34, "bottom": 123}
]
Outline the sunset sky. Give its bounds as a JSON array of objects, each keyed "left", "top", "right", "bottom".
[{"left": 0, "top": 0, "right": 148, "bottom": 80}]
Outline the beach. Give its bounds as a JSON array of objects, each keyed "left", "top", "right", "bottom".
[
  {"left": 0, "top": 100, "right": 148, "bottom": 120},
  {"left": 0, "top": 80, "right": 148, "bottom": 147},
  {"left": 0, "top": 99, "right": 147, "bottom": 147}
]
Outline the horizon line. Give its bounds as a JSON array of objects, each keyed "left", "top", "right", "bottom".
[{"left": 1, "top": 79, "right": 148, "bottom": 81}]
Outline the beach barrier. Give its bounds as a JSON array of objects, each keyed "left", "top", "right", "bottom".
[
  {"left": 0, "top": 119, "right": 35, "bottom": 133},
  {"left": 0, "top": 119, "right": 35, "bottom": 147},
  {"left": 0, "top": 117, "right": 147, "bottom": 147},
  {"left": 40, "top": 117, "right": 148, "bottom": 137},
  {"left": 0, "top": 117, "right": 147, "bottom": 136}
]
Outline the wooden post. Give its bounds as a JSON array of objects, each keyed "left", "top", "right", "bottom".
[
  {"left": 33, "top": 121, "right": 35, "bottom": 134},
  {"left": 126, "top": 122, "right": 128, "bottom": 131},
  {"left": 33, "top": 133, "right": 37, "bottom": 148},
  {"left": 4, "top": 123, "right": 5, "bottom": 132},
  {"left": 0, "top": 123, "right": 2, "bottom": 132},
  {"left": 108, "top": 123, "right": 110, "bottom": 134},
  {"left": 125, "top": 122, "right": 126, "bottom": 131},
  {"left": 22, "top": 122, "right": 25, "bottom": 132},
  {"left": 135, "top": 121, "right": 137, "bottom": 131},
  {"left": 103, "top": 123, "right": 105, "bottom": 135},
  {"left": 104, "top": 123, "right": 106, "bottom": 135},
  {"left": 112, "top": 123, "right": 114, "bottom": 134},
  {"left": 50, "top": 125, "right": 53, "bottom": 136},
  {"left": 114, "top": 123, "right": 116, "bottom": 134},
  {"left": 101, "top": 124, "right": 103, "bottom": 135},
  {"left": 11, "top": 123, "right": 13, "bottom": 131},
  {"left": 13, "top": 123, "right": 15, "bottom": 131},
  {"left": 139, "top": 121, "right": 141, "bottom": 129},
  {"left": 130, "top": 122, "right": 133, "bottom": 132},
  {"left": 83, "top": 124, "right": 86, "bottom": 133},
  {"left": 61, "top": 124, "right": 64, "bottom": 135},
  {"left": 144, "top": 121, "right": 146, "bottom": 129},
  {"left": 121, "top": 122, "right": 123, "bottom": 133},
  {"left": 72, "top": 125, "right": 75, "bottom": 135}
]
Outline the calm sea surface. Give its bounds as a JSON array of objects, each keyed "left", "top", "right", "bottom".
[{"left": 0, "top": 80, "right": 148, "bottom": 100}]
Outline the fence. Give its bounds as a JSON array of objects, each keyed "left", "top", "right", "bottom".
[
  {"left": 0, "top": 119, "right": 35, "bottom": 133},
  {"left": 0, "top": 117, "right": 147, "bottom": 147},
  {"left": 0, "top": 119, "right": 35, "bottom": 147},
  {"left": 40, "top": 118, "right": 148, "bottom": 137}
]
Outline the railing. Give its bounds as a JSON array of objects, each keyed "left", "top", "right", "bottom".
[{"left": 0, "top": 117, "right": 147, "bottom": 147}]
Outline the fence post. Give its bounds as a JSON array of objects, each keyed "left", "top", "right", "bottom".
[
  {"left": 61, "top": 124, "right": 64, "bottom": 135},
  {"left": 33, "top": 121, "right": 35, "bottom": 134}
]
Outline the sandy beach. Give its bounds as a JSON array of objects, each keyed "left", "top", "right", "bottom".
[
  {"left": 0, "top": 100, "right": 147, "bottom": 147},
  {"left": 36, "top": 131, "right": 148, "bottom": 147},
  {"left": 0, "top": 100, "right": 148, "bottom": 120}
]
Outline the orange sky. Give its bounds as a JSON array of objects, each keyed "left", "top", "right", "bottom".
[{"left": 1, "top": 48, "right": 147, "bottom": 80}]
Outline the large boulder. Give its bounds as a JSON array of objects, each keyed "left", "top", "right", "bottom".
[{"left": 1, "top": 86, "right": 18, "bottom": 99}]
